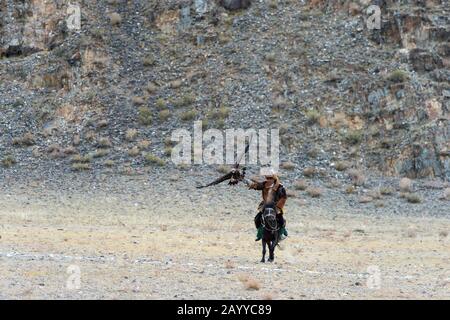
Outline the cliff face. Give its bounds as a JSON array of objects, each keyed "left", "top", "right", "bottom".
[{"left": 0, "top": 0, "right": 448, "bottom": 180}]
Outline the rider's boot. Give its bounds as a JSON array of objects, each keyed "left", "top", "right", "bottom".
[
  {"left": 279, "top": 227, "right": 288, "bottom": 240},
  {"left": 255, "top": 226, "right": 263, "bottom": 241}
]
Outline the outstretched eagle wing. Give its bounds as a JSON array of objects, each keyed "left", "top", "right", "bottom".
[{"left": 196, "top": 171, "right": 234, "bottom": 189}]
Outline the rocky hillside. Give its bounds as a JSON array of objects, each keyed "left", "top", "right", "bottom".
[{"left": 0, "top": 0, "right": 448, "bottom": 181}]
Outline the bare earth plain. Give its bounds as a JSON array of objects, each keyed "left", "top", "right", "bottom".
[{"left": 0, "top": 171, "right": 449, "bottom": 300}]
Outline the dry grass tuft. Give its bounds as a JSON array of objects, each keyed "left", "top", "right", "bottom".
[
  {"left": 379, "top": 186, "right": 394, "bottom": 195},
  {"left": 109, "top": 12, "right": 122, "bottom": 26},
  {"left": 348, "top": 169, "right": 366, "bottom": 186},
  {"left": 335, "top": 161, "right": 349, "bottom": 171},
  {"left": 12, "top": 133, "right": 35, "bottom": 147},
  {"left": 2, "top": 155, "right": 16, "bottom": 168},
  {"left": 138, "top": 107, "right": 152, "bottom": 126},
  {"left": 243, "top": 278, "right": 261, "bottom": 291},
  {"left": 224, "top": 260, "right": 235, "bottom": 269},
  {"left": 306, "top": 187, "right": 322, "bottom": 198},
  {"left": 145, "top": 153, "right": 165, "bottom": 166},
  {"left": 128, "top": 146, "right": 140, "bottom": 157},
  {"left": 303, "top": 167, "right": 316, "bottom": 177},
  {"left": 399, "top": 177, "right": 413, "bottom": 192},
  {"left": 293, "top": 179, "right": 308, "bottom": 191},
  {"left": 281, "top": 161, "right": 295, "bottom": 170},
  {"left": 405, "top": 193, "right": 422, "bottom": 204},
  {"left": 125, "top": 129, "right": 138, "bottom": 142}
]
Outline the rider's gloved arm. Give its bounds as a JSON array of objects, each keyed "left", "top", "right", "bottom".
[{"left": 243, "top": 178, "right": 264, "bottom": 190}]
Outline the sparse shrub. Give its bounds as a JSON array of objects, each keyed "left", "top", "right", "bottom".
[
  {"left": 63, "top": 147, "right": 77, "bottom": 155},
  {"left": 174, "top": 94, "right": 195, "bottom": 108},
  {"left": 216, "top": 119, "right": 225, "bottom": 129},
  {"left": 345, "top": 185, "right": 356, "bottom": 194},
  {"left": 265, "top": 53, "right": 276, "bottom": 62},
  {"left": 104, "top": 160, "right": 115, "bottom": 167},
  {"left": 399, "top": 177, "right": 413, "bottom": 192},
  {"left": 281, "top": 161, "right": 295, "bottom": 170},
  {"left": 47, "top": 144, "right": 60, "bottom": 154},
  {"left": 348, "top": 169, "right": 366, "bottom": 186},
  {"left": 97, "top": 137, "right": 112, "bottom": 148},
  {"left": 379, "top": 186, "right": 394, "bottom": 195},
  {"left": 306, "top": 187, "right": 322, "bottom": 198},
  {"left": 128, "top": 146, "right": 140, "bottom": 157},
  {"left": 345, "top": 130, "right": 363, "bottom": 145},
  {"left": 181, "top": 110, "right": 197, "bottom": 121},
  {"left": 12, "top": 133, "right": 35, "bottom": 147},
  {"left": 293, "top": 179, "right": 308, "bottom": 191},
  {"left": 146, "top": 83, "right": 158, "bottom": 94},
  {"left": 92, "top": 149, "right": 109, "bottom": 158},
  {"left": 306, "top": 110, "right": 321, "bottom": 125},
  {"left": 125, "top": 129, "right": 138, "bottom": 142},
  {"left": 306, "top": 147, "right": 319, "bottom": 159},
  {"left": 244, "top": 279, "right": 261, "bottom": 291},
  {"left": 132, "top": 96, "right": 145, "bottom": 106},
  {"left": 138, "top": 107, "right": 152, "bottom": 125},
  {"left": 97, "top": 119, "right": 109, "bottom": 129},
  {"left": 388, "top": 69, "right": 409, "bottom": 83},
  {"left": 109, "top": 12, "right": 122, "bottom": 26},
  {"left": 170, "top": 80, "right": 182, "bottom": 89},
  {"left": 359, "top": 196, "right": 373, "bottom": 203},
  {"left": 143, "top": 55, "right": 155, "bottom": 67},
  {"left": 2, "top": 155, "right": 16, "bottom": 168},
  {"left": 164, "top": 146, "right": 172, "bottom": 157},
  {"left": 145, "top": 154, "right": 165, "bottom": 166},
  {"left": 72, "top": 163, "right": 91, "bottom": 171},
  {"left": 303, "top": 167, "right": 316, "bottom": 177},
  {"left": 155, "top": 98, "right": 166, "bottom": 110},
  {"left": 138, "top": 139, "right": 151, "bottom": 150},
  {"left": 268, "top": 0, "right": 278, "bottom": 9},
  {"left": 85, "top": 130, "right": 96, "bottom": 142},
  {"left": 406, "top": 193, "right": 421, "bottom": 204},
  {"left": 159, "top": 109, "right": 170, "bottom": 121},
  {"left": 335, "top": 161, "right": 349, "bottom": 172},
  {"left": 71, "top": 154, "right": 92, "bottom": 163}
]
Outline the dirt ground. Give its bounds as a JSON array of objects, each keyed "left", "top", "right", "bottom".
[{"left": 0, "top": 176, "right": 448, "bottom": 300}]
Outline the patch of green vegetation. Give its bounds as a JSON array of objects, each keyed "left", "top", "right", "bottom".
[
  {"left": 180, "top": 110, "right": 197, "bottom": 121},
  {"left": 138, "top": 107, "right": 152, "bottom": 125},
  {"left": 387, "top": 69, "right": 409, "bottom": 83},
  {"left": 145, "top": 153, "right": 165, "bottom": 166},
  {"left": 2, "top": 155, "right": 17, "bottom": 168},
  {"left": 306, "top": 109, "right": 321, "bottom": 125},
  {"left": 345, "top": 130, "right": 363, "bottom": 145}
]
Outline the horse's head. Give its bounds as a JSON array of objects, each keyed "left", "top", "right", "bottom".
[{"left": 262, "top": 201, "right": 277, "bottom": 231}]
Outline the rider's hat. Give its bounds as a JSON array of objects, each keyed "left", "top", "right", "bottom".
[{"left": 260, "top": 167, "right": 277, "bottom": 178}]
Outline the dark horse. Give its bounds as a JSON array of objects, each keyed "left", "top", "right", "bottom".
[{"left": 260, "top": 188, "right": 279, "bottom": 263}]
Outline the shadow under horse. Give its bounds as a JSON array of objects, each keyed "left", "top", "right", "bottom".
[{"left": 260, "top": 190, "right": 280, "bottom": 263}]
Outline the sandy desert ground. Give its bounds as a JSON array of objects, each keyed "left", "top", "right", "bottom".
[{"left": 0, "top": 172, "right": 449, "bottom": 300}]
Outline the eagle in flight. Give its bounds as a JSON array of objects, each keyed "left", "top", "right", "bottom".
[{"left": 196, "top": 136, "right": 252, "bottom": 189}]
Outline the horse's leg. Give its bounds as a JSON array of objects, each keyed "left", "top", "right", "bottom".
[
  {"left": 268, "top": 234, "right": 278, "bottom": 262},
  {"left": 261, "top": 239, "right": 266, "bottom": 263}
]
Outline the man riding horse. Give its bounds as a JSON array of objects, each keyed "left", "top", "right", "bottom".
[{"left": 243, "top": 169, "right": 288, "bottom": 241}]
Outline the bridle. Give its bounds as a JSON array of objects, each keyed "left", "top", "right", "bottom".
[{"left": 262, "top": 206, "right": 279, "bottom": 232}]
